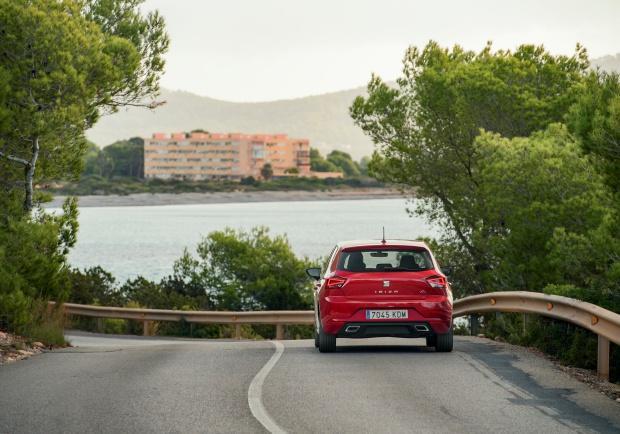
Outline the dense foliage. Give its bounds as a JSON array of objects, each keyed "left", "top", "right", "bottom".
[
  {"left": 0, "top": 195, "right": 78, "bottom": 343},
  {"left": 568, "top": 71, "right": 620, "bottom": 193},
  {"left": 310, "top": 148, "right": 366, "bottom": 176},
  {"left": 173, "top": 227, "right": 315, "bottom": 310},
  {"left": 83, "top": 138, "right": 144, "bottom": 178}
]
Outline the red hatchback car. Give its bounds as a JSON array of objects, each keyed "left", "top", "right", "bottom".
[{"left": 306, "top": 240, "right": 453, "bottom": 353}]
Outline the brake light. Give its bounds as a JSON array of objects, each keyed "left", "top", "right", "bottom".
[
  {"left": 426, "top": 276, "right": 446, "bottom": 290},
  {"left": 326, "top": 276, "right": 347, "bottom": 289}
]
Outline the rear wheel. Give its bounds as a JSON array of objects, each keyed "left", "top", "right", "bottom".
[
  {"left": 434, "top": 328, "right": 453, "bottom": 352},
  {"left": 318, "top": 324, "right": 336, "bottom": 353},
  {"left": 314, "top": 328, "right": 319, "bottom": 348}
]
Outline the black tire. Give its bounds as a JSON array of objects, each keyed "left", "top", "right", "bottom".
[
  {"left": 435, "top": 328, "right": 454, "bottom": 352},
  {"left": 318, "top": 325, "right": 336, "bottom": 353},
  {"left": 425, "top": 335, "right": 437, "bottom": 347},
  {"left": 314, "top": 329, "right": 319, "bottom": 348}
]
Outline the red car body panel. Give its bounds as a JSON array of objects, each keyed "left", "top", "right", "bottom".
[{"left": 314, "top": 240, "right": 453, "bottom": 337}]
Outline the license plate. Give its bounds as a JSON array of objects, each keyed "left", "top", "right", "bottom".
[{"left": 365, "top": 309, "right": 408, "bottom": 320}]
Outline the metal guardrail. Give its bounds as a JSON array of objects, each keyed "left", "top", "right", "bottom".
[
  {"left": 453, "top": 291, "right": 620, "bottom": 380},
  {"left": 58, "top": 302, "right": 314, "bottom": 340},
  {"left": 55, "top": 291, "right": 620, "bottom": 379}
]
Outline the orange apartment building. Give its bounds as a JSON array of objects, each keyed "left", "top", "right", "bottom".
[{"left": 144, "top": 131, "right": 342, "bottom": 180}]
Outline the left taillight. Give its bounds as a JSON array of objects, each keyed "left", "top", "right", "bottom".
[
  {"left": 326, "top": 276, "right": 347, "bottom": 289},
  {"left": 426, "top": 276, "right": 446, "bottom": 290}
]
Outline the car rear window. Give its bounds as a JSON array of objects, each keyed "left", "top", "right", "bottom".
[{"left": 336, "top": 249, "right": 434, "bottom": 272}]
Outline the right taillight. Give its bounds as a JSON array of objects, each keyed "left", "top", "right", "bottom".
[
  {"left": 426, "top": 276, "right": 446, "bottom": 290},
  {"left": 326, "top": 276, "right": 347, "bottom": 289}
]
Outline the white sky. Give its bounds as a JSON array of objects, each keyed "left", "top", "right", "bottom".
[{"left": 143, "top": 0, "right": 620, "bottom": 102}]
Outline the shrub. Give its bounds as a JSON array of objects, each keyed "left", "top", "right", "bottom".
[
  {"left": 21, "top": 301, "right": 67, "bottom": 346},
  {"left": 0, "top": 196, "right": 77, "bottom": 344}
]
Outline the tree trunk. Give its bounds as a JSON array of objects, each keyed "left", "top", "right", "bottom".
[{"left": 23, "top": 136, "right": 39, "bottom": 212}]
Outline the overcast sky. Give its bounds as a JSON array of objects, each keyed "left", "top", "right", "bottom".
[{"left": 143, "top": 0, "right": 620, "bottom": 102}]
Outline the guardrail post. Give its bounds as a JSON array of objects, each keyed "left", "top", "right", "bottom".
[
  {"left": 235, "top": 324, "right": 241, "bottom": 340},
  {"left": 143, "top": 320, "right": 151, "bottom": 337},
  {"left": 96, "top": 318, "right": 104, "bottom": 333},
  {"left": 597, "top": 335, "right": 610, "bottom": 381},
  {"left": 275, "top": 324, "right": 284, "bottom": 340},
  {"left": 470, "top": 314, "right": 479, "bottom": 336}
]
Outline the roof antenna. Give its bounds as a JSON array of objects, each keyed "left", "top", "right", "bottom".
[{"left": 381, "top": 226, "right": 386, "bottom": 244}]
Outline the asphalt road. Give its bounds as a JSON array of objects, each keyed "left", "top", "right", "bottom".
[{"left": 1, "top": 333, "right": 619, "bottom": 433}]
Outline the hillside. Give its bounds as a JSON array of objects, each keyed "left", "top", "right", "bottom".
[
  {"left": 86, "top": 54, "right": 620, "bottom": 160},
  {"left": 87, "top": 86, "right": 375, "bottom": 159}
]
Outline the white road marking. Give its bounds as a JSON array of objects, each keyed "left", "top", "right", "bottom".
[{"left": 248, "top": 341, "right": 287, "bottom": 434}]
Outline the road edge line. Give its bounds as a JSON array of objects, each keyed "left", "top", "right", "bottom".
[{"left": 248, "top": 341, "right": 286, "bottom": 434}]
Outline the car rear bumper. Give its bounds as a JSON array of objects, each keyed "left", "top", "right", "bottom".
[
  {"left": 336, "top": 321, "right": 435, "bottom": 338},
  {"left": 319, "top": 296, "right": 452, "bottom": 335}
]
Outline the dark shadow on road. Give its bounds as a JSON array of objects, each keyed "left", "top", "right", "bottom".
[{"left": 458, "top": 339, "right": 619, "bottom": 433}]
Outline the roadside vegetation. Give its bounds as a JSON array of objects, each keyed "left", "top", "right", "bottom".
[
  {"left": 351, "top": 41, "right": 620, "bottom": 380},
  {"left": 66, "top": 227, "right": 317, "bottom": 339}
]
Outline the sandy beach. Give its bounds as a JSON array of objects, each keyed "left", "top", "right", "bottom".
[{"left": 46, "top": 188, "right": 403, "bottom": 208}]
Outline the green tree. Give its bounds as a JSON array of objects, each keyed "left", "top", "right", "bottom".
[
  {"left": 557, "top": 70, "right": 620, "bottom": 311},
  {"left": 103, "top": 137, "right": 145, "bottom": 178},
  {"left": 0, "top": 0, "right": 168, "bottom": 211},
  {"left": 83, "top": 142, "right": 106, "bottom": 177},
  {"left": 326, "top": 150, "right": 361, "bottom": 177},
  {"left": 310, "top": 148, "right": 340, "bottom": 172},
  {"left": 172, "top": 227, "right": 315, "bottom": 311},
  {"left": 261, "top": 163, "right": 274, "bottom": 180},
  {"left": 81, "top": 0, "right": 168, "bottom": 110},
  {"left": 568, "top": 71, "right": 620, "bottom": 194},
  {"left": 83, "top": 137, "right": 144, "bottom": 178},
  {"left": 350, "top": 41, "right": 590, "bottom": 292},
  {"left": 67, "top": 266, "right": 121, "bottom": 306},
  {"left": 0, "top": 195, "right": 79, "bottom": 331},
  {"left": 473, "top": 125, "right": 610, "bottom": 293}
]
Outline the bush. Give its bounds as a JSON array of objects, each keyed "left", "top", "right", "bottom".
[
  {"left": 21, "top": 301, "right": 67, "bottom": 346},
  {"left": 68, "top": 266, "right": 122, "bottom": 306},
  {"left": 172, "top": 226, "right": 316, "bottom": 311},
  {"left": 0, "top": 196, "right": 77, "bottom": 344}
]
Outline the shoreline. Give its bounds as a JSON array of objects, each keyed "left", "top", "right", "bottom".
[{"left": 46, "top": 188, "right": 404, "bottom": 208}]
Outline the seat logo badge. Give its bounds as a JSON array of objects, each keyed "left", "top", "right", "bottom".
[{"left": 383, "top": 280, "right": 390, "bottom": 287}]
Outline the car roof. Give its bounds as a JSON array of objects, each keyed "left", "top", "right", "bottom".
[{"left": 336, "top": 239, "right": 430, "bottom": 250}]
